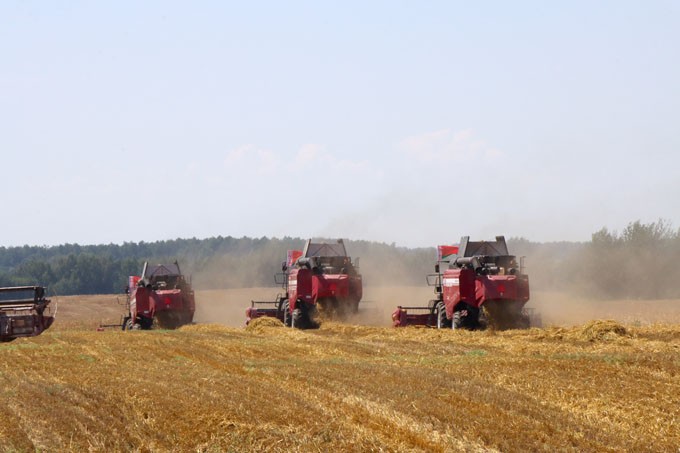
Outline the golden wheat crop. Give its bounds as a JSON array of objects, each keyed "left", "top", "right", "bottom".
[{"left": 1, "top": 315, "right": 679, "bottom": 452}]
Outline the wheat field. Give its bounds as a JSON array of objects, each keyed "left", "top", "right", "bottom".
[{"left": 1, "top": 288, "right": 679, "bottom": 452}]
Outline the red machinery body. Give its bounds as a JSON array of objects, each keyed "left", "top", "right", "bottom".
[
  {"left": 287, "top": 268, "right": 362, "bottom": 312},
  {"left": 0, "top": 286, "right": 54, "bottom": 342},
  {"left": 440, "top": 267, "right": 530, "bottom": 321},
  {"left": 247, "top": 239, "right": 362, "bottom": 328},
  {"left": 125, "top": 262, "right": 195, "bottom": 330},
  {"left": 393, "top": 236, "right": 535, "bottom": 330}
]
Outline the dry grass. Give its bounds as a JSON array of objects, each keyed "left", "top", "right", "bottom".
[
  {"left": 245, "top": 316, "right": 284, "bottom": 332},
  {"left": 2, "top": 289, "right": 677, "bottom": 452}
]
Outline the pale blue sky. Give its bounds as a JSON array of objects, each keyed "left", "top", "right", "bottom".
[{"left": 1, "top": 1, "right": 678, "bottom": 247}]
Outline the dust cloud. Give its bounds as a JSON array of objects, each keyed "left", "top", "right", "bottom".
[
  {"left": 194, "top": 288, "right": 279, "bottom": 328},
  {"left": 530, "top": 291, "right": 680, "bottom": 326},
  {"left": 349, "top": 285, "right": 434, "bottom": 326}
]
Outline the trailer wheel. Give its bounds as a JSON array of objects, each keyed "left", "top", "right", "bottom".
[
  {"left": 453, "top": 303, "right": 479, "bottom": 330},
  {"left": 468, "top": 305, "right": 480, "bottom": 329},
  {"left": 351, "top": 300, "right": 360, "bottom": 315},
  {"left": 452, "top": 310, "right": 463, "bottom": 330},
  {"left": 282, "top": 300, "right": 291, "bottom": 327},
  {"left": 516, "top": 313, "right": 531, "bottom": 329},
  {"left": 436, "top": 302, "right": 450, "bottom": 329},
  {"left": 292, "top": 308, "right": 303, "bottom": 329}
]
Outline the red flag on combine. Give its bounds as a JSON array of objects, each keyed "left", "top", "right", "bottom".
[
  {"left": 129, "top": 275, "right": 141, "bottom": 289},
  {"left": 287, "top": 250, "right": 303, "bottom": 267},
  {"left": 437, "top": 245, "right": 459, "bottom": 261}
]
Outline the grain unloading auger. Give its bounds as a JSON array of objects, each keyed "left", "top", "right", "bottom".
[
  {"left": 246, "top": 239, "right": 363, "bottom": 329},
  {"left": 0, "top": 286, "right": 55, "bottom": 341},
  {"left": 393, "top": 236, "right": 540, "bottom": 330}
]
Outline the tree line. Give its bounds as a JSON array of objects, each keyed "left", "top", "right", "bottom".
[
  {"left": 0, "top": 237, "right": 433, "bottom": 295},
  {"left": 575, "top": 220, "right": 680, "bottom": 299},
  {"left": 0, "top": 220, "right": 678, "bottom": 299},
  {"left": 510, "top": 219, "right": 680, "bottom": 299}
]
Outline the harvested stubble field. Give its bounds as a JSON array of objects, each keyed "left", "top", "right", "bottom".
[{"left": 1, "top": 288, "right": 679, "bottom": 452}]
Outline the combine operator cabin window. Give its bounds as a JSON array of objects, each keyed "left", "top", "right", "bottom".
[{"left": 304, "top": 242, "right": 347, "bottom": 257}]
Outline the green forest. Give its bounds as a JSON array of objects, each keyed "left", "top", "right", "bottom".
[{"left": 0, "top": 220, "right": 678, "bottom": 299}]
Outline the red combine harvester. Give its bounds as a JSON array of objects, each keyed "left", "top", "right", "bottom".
[
  {"left": 246, "top": 239, "right": 362, "bottom": 328},
  {"left": 123, "top": 261, "right": 195, "bottom": 330},
  {"left": 0, "top": 286, "right": 55, "bottom": 342},
  {"left": 393, "top": 236, "right": 536, "bottom": 330}
]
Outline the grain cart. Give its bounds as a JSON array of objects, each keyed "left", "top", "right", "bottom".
[
  {"left": 123, "top": 261, "right": 195, "bottom": 330},
  {"left": 0, "top": 286, "right": 55, "bottom": 341},
  {"left": 392, "top": 236, "right": 535, "bottom": 330},
  {"left": 246, "top": 239, "right": 362, "bottom": 328}
]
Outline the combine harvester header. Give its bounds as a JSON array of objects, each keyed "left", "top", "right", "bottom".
[
  {"left": 393, "top": 236, "right": 539, "bottom": 330},
  {"left": 0, "top": 286, "right": 55, "bottom": 342}
]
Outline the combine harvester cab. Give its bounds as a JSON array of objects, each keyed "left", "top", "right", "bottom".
[
  {"left": 393, "top": 236, "right": 537, "bottom": 330},
  {"left": 247, "top": 239, "right": 362, "bottom": 329},
  {"left": 0, "top": 286, "right": 55, "bottom": 342},
  {"left": 124, "top": 261, "right": 195, "bottom": 330}
]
